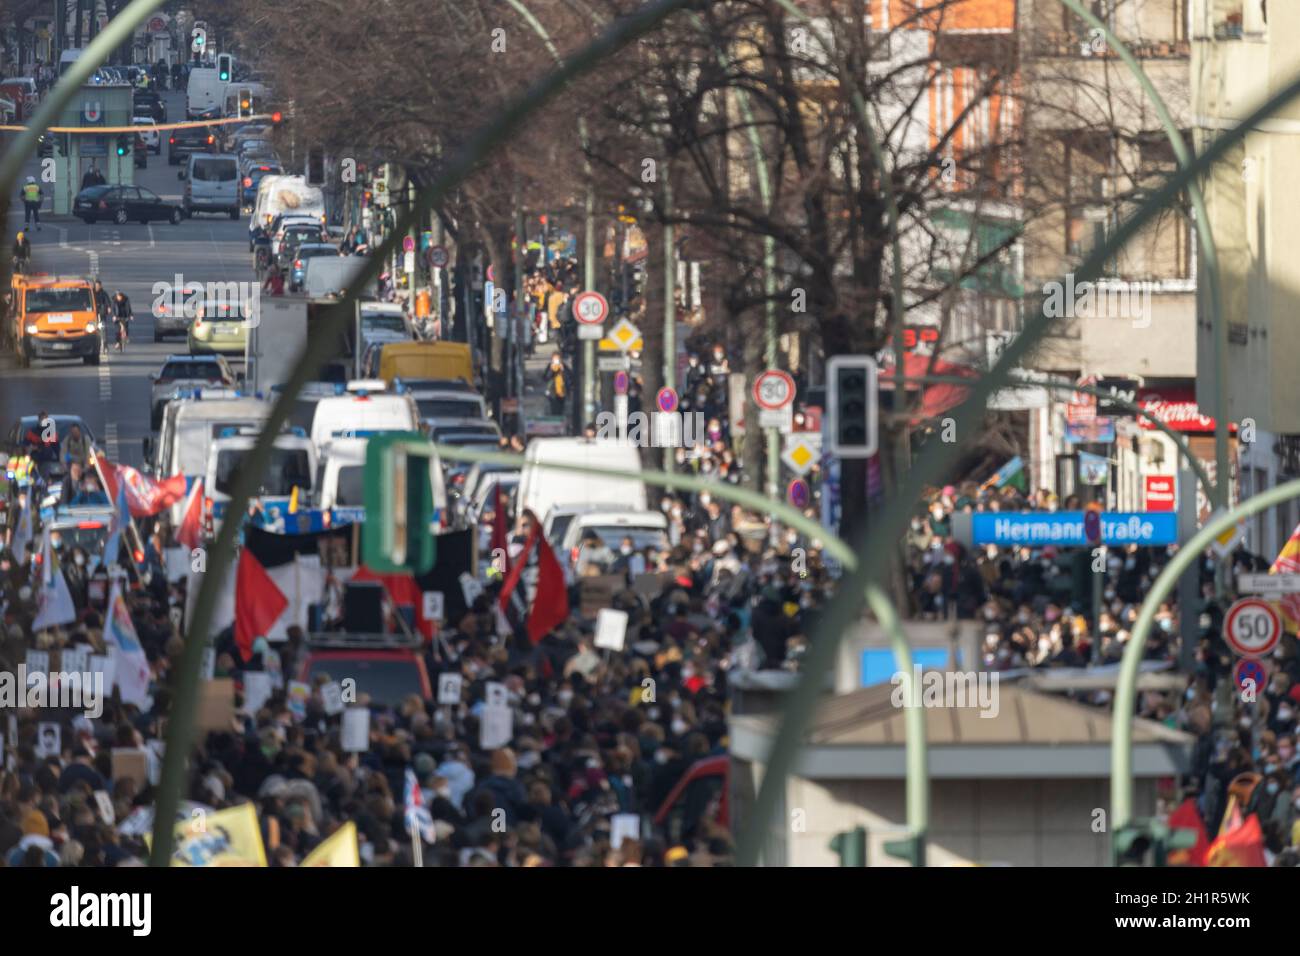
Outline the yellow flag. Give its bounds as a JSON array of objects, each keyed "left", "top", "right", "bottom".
[
  {"left": 301, "top": 821, "right": 360, "bottom": 867},
  {"left": 147, "top": 802, "right": 268, "bottom": 867}
]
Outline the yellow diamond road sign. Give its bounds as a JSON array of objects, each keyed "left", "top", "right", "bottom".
[
  {"left": 783, "top": 437, "right": 817, "bottom": 476},
  {"left": 603, "top": 317, "right": 642, "bottom": 352}
]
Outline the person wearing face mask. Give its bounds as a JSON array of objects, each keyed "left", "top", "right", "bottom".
[{"left": 63, "top": 547, "right": 90, "bottom": 611}]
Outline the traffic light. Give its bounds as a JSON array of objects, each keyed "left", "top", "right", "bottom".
[
  {"left": 828, "top": 827, "right": 866, "bottom": 867},
  {"left": 307, "top": 147, "right": 325, "bottom": 186},
  {"left": 237, "top": 88, "right": 253, "bottom": 117},
  {"left": 270, "top": 110, "right": 283, "bottom": 126},
  {"left": 1113, "top": 819, "right": 1200, "bottom": 866},
  {"left": 882, "top": 832, "right": 925, "bottom": 867},
  {"left": 826, "top": 355, "right": 879, "bottom": 458},
  {"left": 362, "top": 432, "right": 437, "bottom": 574},
  {"left": 115, "top": 134, "right": 131, "bottom": 157},
  {"left": 217, "top": 54, "right": 233, "bottom": 83}
]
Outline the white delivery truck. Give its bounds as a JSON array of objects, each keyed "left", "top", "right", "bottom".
[
  {"left": 316, "top": 435, "right": 447, "bottom": 530},
  {"left": 250, "top": 175, "right": 325, "bottom": 242},
  {"left": 246, "top": 297, "right": 307, "bottom": 396},
  {"left": 517, "top": 437, "right": 646, "bottom": 523},
  {"left": 186, "top": 66, "right": 225, "bottom": 119}
]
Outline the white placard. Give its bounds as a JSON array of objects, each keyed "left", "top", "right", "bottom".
[
  {"left": 320, "top": 681, "right": 345, "bottom": 716},
  {"left": 60, "top": 646, "right": 89, "bottom": 675},
  {"left": 1237, "top": 573, "right": 1300, "bottom": 595},
  {"left": 422, "top": 591, "right": 445, "bottom": 622},
  {"left": 243, "top": 672, "right": 273, "bottom": 714},
  {"left": 479, "top": 703, "right": 513, "bottom": 750},
  {"left": 342, "top": 707, "right": 370, "bottom": 752},
  {"left": 93, "top": 789, "right": 115, "bottom": 825},
  {"left": 26, "top": 650, "right": 50, "bottom": 684},
  {"left": 484, "top": 681, "right": 509, "bottom": 708},
  {"left": 36, "top": 721, "right": 61, "bottom": 758},
  {"left": 90, "top": 654, "right": 116, "bottom": 695},
  {"left": 610, "top": 812, "right": 641, "bottom": 850},
  {"left": 438, "top": 672, "right": 463, "bottom": 706},
  {"left": 758, "top": 406, "right": 793, "bottom": 432},
  {"left": 577, "top": 322, "right": 605, "bottom": 340},
  {"left": 594, "top": 607, "right": 629, "bottom": 652},
  {"left": 459, "top": 572, "right": 484, "bottom": 606}
]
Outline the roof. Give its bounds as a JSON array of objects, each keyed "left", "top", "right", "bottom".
[{"left": 730, "top": 682, "right": 1193, "bottom": 780}]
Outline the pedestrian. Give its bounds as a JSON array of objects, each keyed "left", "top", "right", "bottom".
[
  {"left": 263, "top": 263, "right": 285, "bottom": 296},
  {"left": 80, "top": 162, "right": 104, "bottom": 191},
  {"left": 20, "top": 176, "right": 41, "bottom": 230},
  {"left": 545, "top": 352, "right": 567, "bottom": 416}
]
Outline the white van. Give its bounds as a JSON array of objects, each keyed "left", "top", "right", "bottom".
[
  {"left": 183, "top": 153, "right": 240, "bottom": 219},
  {"left": 154, "top": 395, "right": 270, "bottom": 524},
  {"left": 309, "top": 390, "right": 419, "bottom": 453},
  {"left": 58, "top": 49, "right": 83, "bottom": 78},
  {"left": 205, "top": 430, "right": 316, "bottom": 535},
  {"left": 250, "top": 175, "right": 325, "bottom": 243},
  {"left": 186, "top": 66, "right": 225, "bottom": 119},
  {"left": 316, "top": 436, "right": 448, "bottom": 530},
  {"left": 518, "top": 437, "right": 646, "bottom": 522}
]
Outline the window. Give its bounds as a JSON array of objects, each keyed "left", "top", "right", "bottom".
[
  {"left": 161, "top": 361, "right": 224, "bottom": 381},
  {"left": 192, "top": 159, "right": 236, "bottom": 182},
  {"left": 138, "top": 187, "right": 159, "bottom": 202},
  {"left": 416, "top": 398, "right": 483, "bottom": 420},
  {"left": 215, "top": 447, "right": 311, "bottom": 497},
  {"left": 25, "top": 288, "right": 93, "bottom": 312},
  {"left": 334, "top": 465, "right": 364, "bottom": 506}
]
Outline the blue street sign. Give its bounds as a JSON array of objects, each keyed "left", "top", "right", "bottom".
[{"left": 966, "top": 511, "right": 1177, "bottom": 547}]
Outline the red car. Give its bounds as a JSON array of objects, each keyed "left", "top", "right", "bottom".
[{"left": 297, "top": 648, "right": 432, "bottom": 706}]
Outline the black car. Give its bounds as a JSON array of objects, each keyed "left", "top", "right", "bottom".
[
  {"left": 168, "top": 125, "right": 216, "bottom": 166},
  {"left": 74, "top": 185, "right": 183, "bottom": 225},
  {"left": 133, "top": 90, "right": 165, "bottom": 123}
]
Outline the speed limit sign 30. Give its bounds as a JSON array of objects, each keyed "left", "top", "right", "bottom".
[{"left": 1224, "top": 597, "right": 1282, "bottom": 658}]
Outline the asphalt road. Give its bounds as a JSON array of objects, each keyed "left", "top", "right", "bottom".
[{"left": 2, "top": 89, "right": 254, "bottom": 468}]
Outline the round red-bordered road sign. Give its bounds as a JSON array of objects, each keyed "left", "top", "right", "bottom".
[
  {"left": 1234, "top": 658, "right": 1269, "bottom": 694},
  {"left": 656, "top": 387, "right": 678, "bottom": 414},
  {"left": 753, "top": 369, "right": 796, "bottom": 410},
  {"left": 1224, "top": 597, "right": 1282, "bottom": 659},
  {"left": 572, "top": 290, "right": 609, "bottom": 325}
]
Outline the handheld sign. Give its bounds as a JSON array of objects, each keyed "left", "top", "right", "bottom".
[{"left": 1224, "top": 597, "right": 1282, "bottom": 659}]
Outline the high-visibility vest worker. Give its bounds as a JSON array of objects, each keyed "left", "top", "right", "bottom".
[
  {"left": 22, "top": 182, "right": 40, "bottom": 203},
  {"left": 6, "top": 454, "right": 34, "bottom": 487}
]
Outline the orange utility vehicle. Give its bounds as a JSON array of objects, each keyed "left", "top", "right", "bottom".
[{"left": 7, "top": 274, "right": 103, "bottom": 367}]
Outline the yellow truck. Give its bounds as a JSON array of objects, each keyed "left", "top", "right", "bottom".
[{"left": 8, "top": 274, "right": 103, "bottom": 367}]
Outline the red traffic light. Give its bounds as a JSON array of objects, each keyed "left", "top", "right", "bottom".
[
  {"left": 271, "top": 110, "right": 283, "bottom": 124},
  {"left": 538, "top": 215, "right": 548, "bottom": 225}
]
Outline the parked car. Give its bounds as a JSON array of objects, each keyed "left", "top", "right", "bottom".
[{"left": 73, "top": 185, "right": 182, "bottom": 225}]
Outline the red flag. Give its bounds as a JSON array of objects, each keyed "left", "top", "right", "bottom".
[
  {"left": 1165, "top": 797, "right": 1210, "bottom": 867},
  {"left": 235, "top": 548, "right": 287, "bottom": 662},
  {"left": 1207, "top": 809, "right": 1268, "bottom": 867},
  {"left": 497, "top": 523, "right": 537, "bottom": 612},
  {"left": 490, "top": 482, "right": 509, "bottom": 571},
  {"left": 95, "top": 452, "right": 186, "bottom": 518},
  {"left": 527, "top": 533, "right": 569, "bottom": 644},
  {"left": 176, "top": 478, "right": 205, "bottom": 550}
]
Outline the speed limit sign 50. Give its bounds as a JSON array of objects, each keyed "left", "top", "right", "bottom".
[{"left": 1224, "top": 597, "right": 1282, "bottom": 658}]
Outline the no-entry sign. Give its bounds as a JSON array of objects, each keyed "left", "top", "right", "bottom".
[{"left": 1224, "top": 597, "right": 1282, "bottom": 659}]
